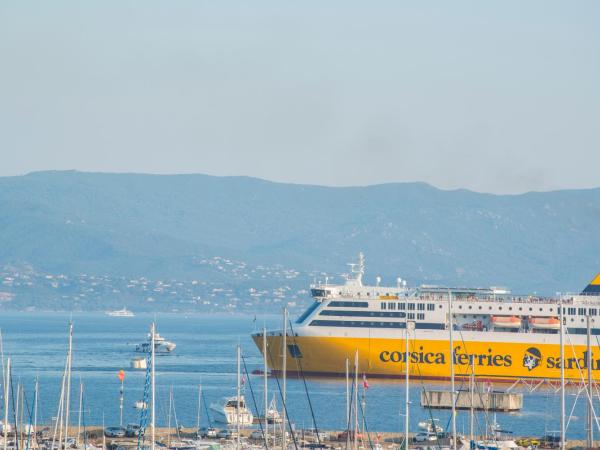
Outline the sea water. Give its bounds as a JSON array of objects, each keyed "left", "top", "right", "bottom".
[{"left": 0, "top": 312, "right": 590, "bottom": 439}]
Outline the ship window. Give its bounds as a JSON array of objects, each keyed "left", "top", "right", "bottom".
[
  {"left": 386, "top": 293, "right": 390, "bottom": 296},
  {"left": 568, "top": 308, "right": 576, "bottom": 315},
  {"left": 399, "top": 303, "right": 406, "bottom": 310},
  {"left": 417, "top": 313, "right": 425, "bottom": 320},
  {"left": 579, "top": 308, "right": 586, "bottom": 315},
  {"left": 427, "top": 304, "right": 435, "bottom": 311},
  {"left": 591, "top": 308, "right": 597, "bottom": 316},
  {"left": 519, "top": 307, "right": 522, "bottom": 311},
  {"left": 388, "top": 302, "right": 396, "bottom": 310},
  {"left": 508, "top": 307, "right": 512, "bottom": 311},
  {"left": 307, "top": 319, "right": 444, "bottom": 329},
  {"left": 439, "top": 304, "right": 443, "bottom": 309},
  {"left": 408, "top": 303, "right": 415, "bottom": 310},
  {"left": 468, "top": 305, "right": 472, "bottom": 310},
  {"left": 418, "top": 303, "right": 425, "bottom": 311},
  {"left": 296, "top": 301, "right": 321, "bottom": 323},
  {"left": 479, "top": 306, "right": 482, "bottom": 310},
  {"left": 381, "top": 303, "right": 387, "bottom": 310},
  {"left": 329, "top": 301, "right": 369, "bottom": 308},
  {"left": 319, "top": 310, "right": 406, "bottom": 318},
  {"left": 458, "top": 305, "right": 462, "bottom": 310},
  {"left": 499, "top": 307, "right": 503, "bottom": 310},
  {"left": 367, "top": 292, "right": 370, "bottom": 296},
  {"left": 408, "top": 313, "right": 415, "bottom": 319}
]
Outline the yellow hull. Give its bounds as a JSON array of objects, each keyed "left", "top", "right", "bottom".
[{"left": 253, "top": 334, "right": 600, "bottom": 382}]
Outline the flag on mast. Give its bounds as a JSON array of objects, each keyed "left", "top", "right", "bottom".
[
  {"left": 118, "top": 369, "right": 125, "bottom": 382},
  {"left": 362, "top": 373, "right": 369, "bottom": 390}
]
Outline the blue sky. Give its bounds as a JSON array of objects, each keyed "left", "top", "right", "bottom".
[{"left": 1, "top": 1, "right": 599, "bottom": 193}]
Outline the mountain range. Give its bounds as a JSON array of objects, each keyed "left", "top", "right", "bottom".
[{"left": 1, "top": 170, "right": 599, "bottom": 296}]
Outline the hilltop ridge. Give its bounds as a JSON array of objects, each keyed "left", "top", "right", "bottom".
[{"left": 1, "top": 171, "right": 599, "bottom": 310}]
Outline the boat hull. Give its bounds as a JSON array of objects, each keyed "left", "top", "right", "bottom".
[
  {"left": 252, "top": 332, "right": 600, "bottom": 382},
  {"left": 210, "top": 407, "right": 254, "bottom": 426}
]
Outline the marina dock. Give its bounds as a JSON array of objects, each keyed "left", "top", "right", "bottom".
[{"left": 421, "top": 389, "right": 523, "bottom": 411}]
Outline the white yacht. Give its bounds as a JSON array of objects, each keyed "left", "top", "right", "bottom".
[
  {"left": 264, "top": 397, "right": 282, "bottom": 424},
  {"left": 106, "top": 307, "right": 135, "bottom": 317},
  {"left": 210, "top": 396, "right": 254, "bottom": 426},
  {"left": 135, "top": 330, "right": 176, "bottom": 353}
]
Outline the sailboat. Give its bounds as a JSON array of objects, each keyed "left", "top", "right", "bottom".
[
  {"left": 210, "top": 346, "right": 254, "bottom": 426},
  {"left": 264, "top": 397, "right": 282, "bottom": 425}
]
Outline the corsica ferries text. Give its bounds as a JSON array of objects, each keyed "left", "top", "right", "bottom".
[{"left": 379, "top": 346, "right": 512, "bottom": 367}]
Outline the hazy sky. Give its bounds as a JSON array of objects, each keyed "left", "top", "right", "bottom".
[{"left": 1, "top": 1, "right": 599, "bottom": 194}]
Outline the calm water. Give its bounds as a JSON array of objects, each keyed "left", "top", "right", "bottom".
[{"left": 0, "top": 312, "right": 592, "bottom": 439}]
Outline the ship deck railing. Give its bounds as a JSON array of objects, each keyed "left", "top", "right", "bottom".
[{"left": 325, "top": 293, "right": 600, "bottom": 306}]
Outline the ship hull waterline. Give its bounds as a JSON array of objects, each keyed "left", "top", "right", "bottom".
[{"left": 253, "top": 334, "right": 600, "bottom": 383}]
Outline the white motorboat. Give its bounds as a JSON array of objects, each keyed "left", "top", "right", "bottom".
[
  {"left": 131, "top": 356, "right": 148, "bottom": 369},
  {"left": 134, "top": 400, "right": 148, "bottom": 410},
  {"left": 264, "top": 397, "right": 282, "bottom": 424},
  {"left": 106, "top": 307, "right": 135, "bottom": 317},
  {"left": 473, "top": 439, "right": 519, "bottom": 450},
  {"left": 210, "top": 396, "right": 254, "bottom": 426},
  {"left": 135, "top": 329, "right": 176, "bottom": 354},
  {"left": 418, "top": 418, "right": 443, "bottom": 433}
]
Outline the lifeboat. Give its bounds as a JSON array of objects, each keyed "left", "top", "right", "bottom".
[
  {"left": 462, "top": 320, "right": 484, "bottom": 331},
  {"left": 491, "top": 316, "right": 521, "bottom": 329},
  {"left": 528, "top": 317, "right": 560, "bottom": 330}
]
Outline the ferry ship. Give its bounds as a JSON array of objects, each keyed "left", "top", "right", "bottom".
[{"left": 252, "top": 254, "right": 600, "bottom": 382}]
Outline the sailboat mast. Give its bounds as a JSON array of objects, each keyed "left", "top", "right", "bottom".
[
  {"left": 64, "top": 322, "right": 73, "bottom": 450},
  {"left": 470, "top": 360, "right": 475, "bottom": 445},
  {"left": 282, "top": 308, "right": 287, "bottom": 450},
  {"left": 16, "top": 384, "right": 20, "bottom": 449},
  {"left": 34, "top": 377, "right": 39, "bottom": 445},
  {"left": 151, "top": 323, "right": 156, "bottom": 450},
  {"left": 587, "top": 314, "right": 594, "bottom": 447},
  {"left": 102, "top": 412, "right": 106, "bottom": 450},
  {"left": 448, "top": 291, "right": 457, "bottom": 450},
  {"left": 560, "top": 299, "right": 565, "bottom": 450},
  {"left": 197, "top": 384, "right": 202, "bottom": 434},
  {"left": 263, "top": 327, "right": 268, "bottom": 445},
  {"left": 3, "top": 358, "right": 9, "bottom": 450},
  {"left": 1, "top": 330, "right": 5, "bottom": 404},
  {"left": 236, "top": 345, "right": 241, "bottom": 450},
  {"left": 354, "top": 350, "right": 359, "bottom": 450},
  {"left": 77, "top": 381, "right": 83, "bottom": 446},
  {"left": 405, "top": 320, "right": 411, "bottom": 450},
  {"left": 345, "top": 358, "right": 350, "bottom": 450},
  {"left": 167, "top": 386, "right": 173, "bottom": 450}
]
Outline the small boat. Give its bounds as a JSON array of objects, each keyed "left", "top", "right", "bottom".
[
  {"left": 131, "top": 357, "right": 148, "bottom": 369},
  {"left": 528, "top": 317, "right": 560, "bottom": 330},
  {"left": 490, "top": 316, "right": 521, "bottom": 329},
  {"left": 473, "top": 417, "right": 518, "bottom": 450},
  {"left": 264, "top": 397, "right": 282, "bottom": 424},
  {"left": 474, "top": 440, "right": 519, "bottom": 450},
  {"left": 461, "top": 320, "right": 484, "bottom": 331},
  {"left": 106, "top": 307, "right": 135, "bottom": 317},
  {"left": 135, "top": 330, "right": 176, "bottom": 354},
  {"left": 210, "top": 396, "right": 254, "bottom": 426},
  {"left": 418, "top": 418, "right": 443, "bottom": 433},
  {"left": 134, "top": 400, "right": 148, "bottom": 410}
]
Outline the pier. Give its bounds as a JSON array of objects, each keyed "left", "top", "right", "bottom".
[{"left": 421, "top": 389, "right": 523, "bottom": 411}]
